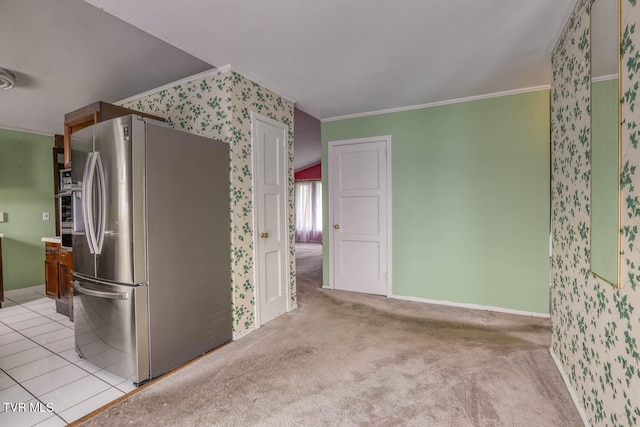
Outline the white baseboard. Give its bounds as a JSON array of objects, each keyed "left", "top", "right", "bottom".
[
  {"left": 389, "top": 294, "right": 550, "bottom": 318},
  {"left": 549, "top": 348, "right": 591, "bottom": 426},
  {"left": 4, "top": 284, "right": 46, "bottom": 297},
  {"left": 232, "top": 325, "right": 257, "bottom": 341}
]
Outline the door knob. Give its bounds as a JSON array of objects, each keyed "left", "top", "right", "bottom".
[
  {"left": 334, "top": 224, "right": 340, "bottom": 229},
  {"left": 260, "top": 232, "right": 269, "bottom": 238}
]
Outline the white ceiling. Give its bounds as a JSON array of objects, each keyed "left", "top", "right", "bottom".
[
  {"left": 294, "top": 108, "right": 321, "bottom": 170},
  {"left": 0, "top": 0, "right": 212, "bottom": 136},
  {"left": 1, "top": 0, "right": 579, "bottom": 137},
  {"left": 85, "top": 0, "right": 577, "bottom": 120}
]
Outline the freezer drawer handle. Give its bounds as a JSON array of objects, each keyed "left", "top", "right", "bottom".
[{"left": 73, "top": 281, "right": 129, "bottom": 300}]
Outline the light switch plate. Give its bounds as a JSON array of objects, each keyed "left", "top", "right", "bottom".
[
  {"left": 0, "top": 212, "right": 4, "bottom": 222},
  {"left": 42, "top": 212, "right": 50, "bottom": 221}
]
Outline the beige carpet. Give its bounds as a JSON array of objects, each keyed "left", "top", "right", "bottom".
[{"left": 78, "top": 243, "right": 582, "bottom": 426}]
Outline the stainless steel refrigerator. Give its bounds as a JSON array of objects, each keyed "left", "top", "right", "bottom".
[{"left": 71, "top": 114, "right": 231, "bottom": 386}]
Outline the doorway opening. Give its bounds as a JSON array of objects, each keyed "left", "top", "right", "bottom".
[
  {"left": 294, "top": 178, "right": 323, "bottom": 293},
  {"left": 295, "top": 242, "right": 323, "bottom": 293},
  {"left": 294, "top": 160, "right": 323, "bottom": 293}
]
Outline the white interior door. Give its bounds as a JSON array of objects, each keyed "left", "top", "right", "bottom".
[
  {"left": 329, "top": 136, "right": 391, "bottom": 296},
  {"left": 252, "top": 113, "right": 289, "bottom": 326}
]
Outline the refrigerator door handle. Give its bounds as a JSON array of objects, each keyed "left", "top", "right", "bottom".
[
  {"left": 82, "top": 152, "right": 98, "bottom": 254},
  {"left": 72, "top": 190, "right": 85, "bottom": 233},
  {"left": 73, "top": 281, "right": 129, "bottom": 300},
  {"left": 94, "top": 152, "right": 107, "bottom": 254}
]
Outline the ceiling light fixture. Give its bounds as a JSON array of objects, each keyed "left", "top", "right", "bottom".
[{"left": 0, "top": 68, "right": 16, "bottom": 90}]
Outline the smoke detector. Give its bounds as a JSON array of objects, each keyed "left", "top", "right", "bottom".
[{"left": 0, "top": 68, "right": 16, "bottom": 90}]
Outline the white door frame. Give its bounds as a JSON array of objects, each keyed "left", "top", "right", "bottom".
[
  {"left": 328, "top": 135, "right": 392, "bottom": 296},
  {"left": 251, "top": 111, "right": 291, "bottom": 328}
]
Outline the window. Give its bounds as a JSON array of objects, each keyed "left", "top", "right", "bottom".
[{"left": 295, "top": 181, "right": 322, "bottom": 243}]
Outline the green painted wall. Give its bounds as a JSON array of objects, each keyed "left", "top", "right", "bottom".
[
  {"left": 0, "top": 128, "right": 56, "bottom": 291},
  {"left": 590, "top": 78, "right": 619, "bottom": 284},
  {"left": 322, "top": 90, "right": 550, "bottom": 314}
]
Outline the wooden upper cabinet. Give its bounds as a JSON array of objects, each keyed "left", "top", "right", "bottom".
[
  {"left": 63, "top": 101, "right": 164, "bottom": 168},
  {"left": 63, "top": 111, "right": 98, "bottom": 168}
]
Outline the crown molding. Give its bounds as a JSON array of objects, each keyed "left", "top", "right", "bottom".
[
  {"left": 592, "top": 74, "right": 618, "bottom": 83},
  {"left": 0, "top": 124, "right": 54, "bottom": 137},
  {"left": 115, "top": 66, "right": 225, "bottom": 105},
  {"left": 115, "top": 64, "right": 295, "bottom": 106},
  {"left": 322, "top": 85, "right": 551, "bottom": 122}
]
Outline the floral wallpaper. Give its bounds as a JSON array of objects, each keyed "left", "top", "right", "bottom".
[
  {"left": 124, "top": 71, "right": 234, "bottom": 140},
  {"left": 227, "top": 71, "right": 297, "bottom": 334},
  {"left": 122, "top": 69, "right": 296, "bottom": 337},
  {"left": 551, "top": 0, "right": 640, "bottom": 425}
]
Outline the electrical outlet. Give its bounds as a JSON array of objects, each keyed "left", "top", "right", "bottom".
[{"left": 42, "top": 212, "right": 50, "bottom": 221}]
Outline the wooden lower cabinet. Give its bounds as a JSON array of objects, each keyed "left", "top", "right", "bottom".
[
  {"left": 45, "top": 243, "right": 60, "bottom": 298},
  {"left": 44, "top": 241, "right": 73, "bottom": 320},
  {"left": 58, "top": 249, "right": 71, "bottom": 297},
  {"left": 59, "top": 248, "right": 73, "bottom": 321},
  {"left": 0, "top": 238, "right": 4, "bottom": 304},
  {"left": 45, "top": 258, "right": 60, "bottom": 298}
]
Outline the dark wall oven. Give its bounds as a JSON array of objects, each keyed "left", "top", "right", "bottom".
[
  {"left": 57, "top": 168, "right": 84, "bottom": 249},
  {"left": 57, "top": 192, "right": 73, "bottom": 248}
]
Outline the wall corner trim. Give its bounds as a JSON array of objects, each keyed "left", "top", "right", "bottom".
[
  {"left": 549, "top": 347, "right": 591, "bottom": 427},
  {"left": 232, "top": 325, "right": 257, "bottom": 341},
  {"left": 321, "top": 85, "right": 551, "bottom": 122},
  {"left": 389, "top": 294, "right": 550, "bottom": 318},
  {"left": 546, "top": 0, "right": 582, "bottom": 54}
]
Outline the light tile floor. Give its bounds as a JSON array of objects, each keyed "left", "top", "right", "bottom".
[{"left": 0, "top": 286, "right": 135, "bottom": 426}]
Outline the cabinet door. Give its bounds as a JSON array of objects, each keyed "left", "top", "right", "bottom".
[
  {"left": 45, "top": 259, "right": 60, "bottom": 299},
  {"left": 59, "top": 250, "right": 71, "bottom": 293},
  {"left": 0, "top": 239, "right": 3, "bottom": 303},
  {"left": 59, "top": 260, "right": 69, "bottom": 298}
]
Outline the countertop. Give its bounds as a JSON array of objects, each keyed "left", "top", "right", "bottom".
[{"left": 41, "top": 236, "right": 62, "bottom": 244}]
